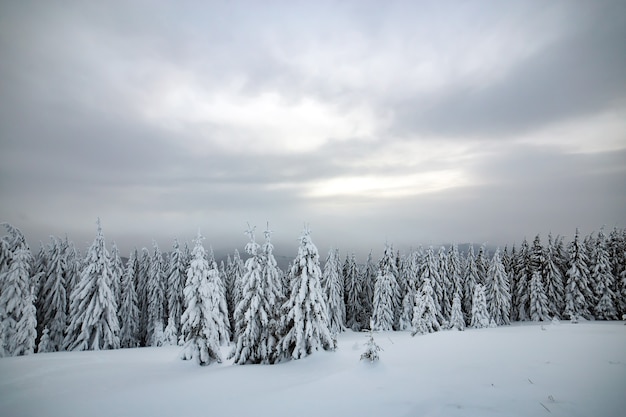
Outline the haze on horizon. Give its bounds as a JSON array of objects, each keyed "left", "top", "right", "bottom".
[{"left": 1, "top": 0, "right": 625, "bottom": 259}]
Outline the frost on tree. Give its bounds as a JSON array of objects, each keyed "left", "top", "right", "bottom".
[
  {"left": 110, "top": 242, "right": 124, "bottom": 311},
  {"left": 419, "top": 246, "right": 443, "bottom": 324},
  {"left": 231, "top": 225, "right": 282, "bottom": 364},
  {"left": 228, "top": 249, "right": 246, "bottom": 338},
  {"left": 470, "top": 284, "right": 490, "bottom": 329},
  {"left": 119, "top": 249, "right": 140, "bottom": 348},
  {"left": 322, "top": 248, "right": 345, "bottom": 335},
  {"left": 371, "top": 243, "right": 400, "bottom": 331},
  {"left": 565, "top": 229, "right": 594, "bottom": 320},
  {"left": 64, "top": 219, "right": 120, "bottom": 351},
  {"left": 411, "top": 278, "right": 441, "bottom": 336},
  {"left": 438, "top": 246, "right": 452, "bottom": 321},
  {"left": 276, "top": 226, "right": 333, "bottom": 361},
  {"left": 591, "top": 229, "right": 618, "bottom": 320},
  {"left": 529, "top": 271, "right": 549, "bottom": 321},
  {"left": 486, "top": 248, "right": 511, "bottom": 326},
  {"left": 180, "top": 232, "right": 224, "bottom": 366},
  {"left": 448, "top": 292, "right": 465, "bottom": 331},
  {"left": 513, "top": 239, "right": 531, "bottom": 321}
]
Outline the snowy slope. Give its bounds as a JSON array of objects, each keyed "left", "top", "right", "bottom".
[{"left": 1, "top": 322, "right": 625, "bottom": 417}]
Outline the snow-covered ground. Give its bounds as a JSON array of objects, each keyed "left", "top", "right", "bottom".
[{"left": 1, "top": 322, "right": 625, "bottom": 417}]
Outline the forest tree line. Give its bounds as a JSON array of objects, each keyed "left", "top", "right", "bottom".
[{"left": 1, "top": 220, "right": 625, "bottom": 365}]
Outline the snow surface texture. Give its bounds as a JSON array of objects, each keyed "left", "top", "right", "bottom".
[{"left": 1, "top": 322, "right": 625, "bottom": 417}]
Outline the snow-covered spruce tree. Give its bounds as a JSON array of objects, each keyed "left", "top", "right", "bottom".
[
  {"left": 411, "top": 278, "right": 441, "bottom": 336},
  {"left": 180, "top": 232, "right": 224, "bottom": 366},
  {"left": 470, "top": 284, "right": 490, "bottom": 329},
  {"left": 344, "top": 252, "right": 362, "bottom": 330},
  {"left": 62, "top": 236, "right": 80, "bottom": 309},
  {"left": 0, "top": 244, "right": 36, "bottom": 356},
  {"left": 607, "top": 228, "right": 626, "bottom": 316},
  {"left": 486, "top": 248, "right": 511, "bottom": 326},
  {"left": 110, "top": 242, "right": 124, "bottom": 310},
  {"left": 438, "top": 246, "right": 452, "bottom": 322},
  {"left": 136, "top": 247, "right": 150, "bottom": 346},
  {"left": 463, "top": 245, "right": 480, "bottom": 322},
  {"left": 398, "top": 251, "right": 420, "bottom": 330},
  {"left": 529, "top": 271, "right": 549, "bottom": 321},
  {"left": 360, "top": 250, "right": 377, "bottom": 328},
  {"left": 38, "top": 236, "right": 67, "bottom": 351},
  {"left": 64, "top": 219, "right": 120, "bottom": 351},
  {"left": 260, "top": 226, "right": 285, "bottom": 357},
  {"left": 592, "top": 229, "right": 618, "bottom": 319},
  {"left": 370, "top": 243, "right": 400, "bottom": 331},
  {"left": 564, "top": 228, "right": 594, "bottom": 320},
  {"left": 276, "top": 226, "right": 333, "bottom": 361},
  {"left": 119, "top": 249, "right": 140, "bottom": 348},
  {"left": 544, "top": 233, "right": 565, "bottom": 318},
  {"left": 37, "top": 327, "right": 53, "bottom": 353},
  {"left": 232, "top": 225, "right": 282, "bottom": 364},
  {"left": 476, "top": 245, "right": 489, "bottom": 286},
  {"left": 323, "top": 248, "right": 345, "bottom": 335},
  {"left": 360, "top": 331, "right": 381, "bottom": 362},
  {"left": 229, "top": 249, "right": 246, "bottom": 337},
  {"left": 166, "top": 239, "right": 186, "bottom": 341},
  {"left": 146, "top": 241, "right": 165, "bottom": 346},
  {"left": 448, "top": 292, "right": 465, "bottom": 331},
  {"left": 419, "top": 246, "right": 443, "bottom": 323},
  {"left": 206, "top": 250, "right": 231, "bottom": 344},
  {"left": 513, "top": 238, "right": 532, "bottom": 321},
  {"left": 447, "top": 245, "right": 463, "bottom": 304}
]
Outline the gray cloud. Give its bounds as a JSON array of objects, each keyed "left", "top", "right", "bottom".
[{"left": 1, "top": 1, "right": 625, "bottom": 259}]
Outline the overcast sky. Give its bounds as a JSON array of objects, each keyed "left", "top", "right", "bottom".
[{"left": 1, "top": 0, "right": 625, "bottom": 259}]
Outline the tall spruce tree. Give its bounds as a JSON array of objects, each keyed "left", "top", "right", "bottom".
[
  {"left": 276, "top": 226, "right": 333, "bottom": 361},
  {"left": 64, "top": 219, "right": 120, "bottom": 351},
  {"left": 323, "top": 248, "right": 345, "bottom": 335},
  {"left": 343, "top": 252, "right": 362, "bottom": 330},
  {"left": 370, "top": 243, "right": 400, "bottom": 331},
  {"left": 513, "top": 238, "right": 532, "bottom": 321},
  {"left": 592, "top": 229, "right": 618, "bottom": 319},
  {"left": 146, "top": 241, "right": 165, "bottom": 346},
  {"left": 119, "top": 249, "right": 140, "bottom": 348},
  {"left": 564, "top": 228, "right": 594, "bottom": 320},
  {"left": 38, "top": 236, "right": 67, "bottom": 351},
  {"left": 544, "top": 233, "right": 565, "bottom": 318},
  {"left": 463, "top": 245, "right": 480, "bottom": 322},
  {"left": 180, "top": 232, "right": 223, "bottom": 366},
  {"left": 486, "top": 248, "right": 511, "bottom": 325},
  {"left": 166, "top": 239, "right": 186, "bottom": 340},
  {"left": 470, "top": 284, "right": 490, "bottom": 329},
  {"left": 529, "top": 271, "right": 549, "bottom": 321},
  {"left": 411, "top": 278, "right": 441, "bottom": 336}
]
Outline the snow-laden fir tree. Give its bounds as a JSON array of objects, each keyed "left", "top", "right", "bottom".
[
  {"left": 0, "top": 245, "right": 36, "bottom": 356},
  {"left": 14, "top": 287, "right": 37, "bottom": 356},
  {"left": 37, "top": 327, "right": 53, "bottom": 353},
  {"left": 591, "top": 229, "right": 618, "bottom": 319},
  {"left": 486, "top": 248, "right": 511, "bottom": 326},
  {"left": 544, "top": 233, "right": 565, "bottom": 318},
  {"left": 323, "top": 248, "right": 345, "bottom": 335},
  {"left": 529, "top": 271, "right": 549, "bottom": 321},
  {"left": 137, "top": 247, "right": 150, "bottom": 346},
  {"left": 166, "top": 239, "right": 186, "bottom": 341},
  {"left": 64, "top": 219, "right": 120, "bottom": 351},
  {"left": 180, "top": 232, "right": 224, "bottom": 366},
  {"left": 62, "top": 236, "right": 80, "bottom": 309},
  {"left": 447, "top": 245, "right": 463, "bottom": 304},
  {"left": 119, "top": 249, "right": 140, "bottom": 348},
  {"left": 229, "top": 249, "right": 246, "bottom": 336},
  {"left": 513, "top": 238, "right": 532, "bottom": 321},
  {"left": 476, "top": 245, "right": 489, "bottom": 286},
  {"left": 564, "top": 228, "right": 594, "bottom": 320},
  {"left": 360, "top": 331, "right": 381, "bottom": 362},
  {"left": 411, "top": 278, "right": 441, "bottom": 336},
  {"left": 463, "top": 245, "right": 480, "bottom": 322},
  {"left": 37, "top": 236, "right": 67, "bottom": 351},
  {"left": 146, "top": 241, "right": 165, "bottom": 346},
  {"left": 448, "top": 292, "right": 465, "bottom": 331},
  {"left": 470, "top": 284, "right": 490, "bottom": 329},
  {"left": 370, "top": 243, "right": 400, "bottom": 331},
  {"left": 607, "top": 228, "right": 626, "bottom": 316},
  {"left": 260, "top": 226, "right": 285, "bottom": 356},
  {"left": 398, "top": 251, "right": 420, "bottom": 330},
  {"left": 343, "top": 252, "right": 362, "bottom": 330},
  {"left": 206, "top": 251, "right": 231, "bottom": 344},
  {"left": 110, "top": 242, "right": 124, "bottom": 310},
  {"left": 361, "top": 250, "right": 377, "bottom": 327},
  {"left": 419, "top": 246, "right": 443, "bottom": 323},
  {"left": 276, "top": 226, "right": 333, "bottom": 361},
  {"left": 438, "top": 246, "right": 452, "bottom": 322}
]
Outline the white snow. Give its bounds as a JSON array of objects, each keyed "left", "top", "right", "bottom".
[{"left": 1, "top": 322, "right": 625, "bottom": 417}]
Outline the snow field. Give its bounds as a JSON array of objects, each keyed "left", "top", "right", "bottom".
[{"left": 1, "top": 322, "right": 625, "bottom": 417}]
